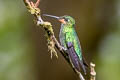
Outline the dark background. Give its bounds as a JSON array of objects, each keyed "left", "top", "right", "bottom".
[{"left": 0, "top": 0, "right": 120, "bottom": 80}]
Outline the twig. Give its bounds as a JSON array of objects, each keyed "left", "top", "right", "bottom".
[
  {"left": 23, "top": 0, "right": 58, "bottom": 58},
  {"left": 35, "top": 0, "right": 40, "bottom": 7},
  {"left": 79, "top": 73, "right": 85, "bottom": 80},
  {"left": 90, "top": 62, "right": 96, "bottom": 80},
  {"left": 23, "top": 0, "right": 71, "bottom": 64},
  {"left": 23, "top": 0, "right": 95, "bottom": 80}
]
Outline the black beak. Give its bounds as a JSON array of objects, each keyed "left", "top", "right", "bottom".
[{"left": 43, "top": 14, "right": 60, "bottom": 19}]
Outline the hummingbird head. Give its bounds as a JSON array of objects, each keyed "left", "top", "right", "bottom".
[
  {"left": 43, "top": 14, "right": 75, "bottom": 26},
  {"left": 59, "top": 15, "right": 75, "bottom": 26}
]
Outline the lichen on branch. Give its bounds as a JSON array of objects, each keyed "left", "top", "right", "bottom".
[{"left": 23, "top": 0, "right": 58, "bottom": 58}]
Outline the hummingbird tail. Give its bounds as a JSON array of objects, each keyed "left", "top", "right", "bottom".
[{"left": 79, "top": 60, "right": 87, "bottom": 75}]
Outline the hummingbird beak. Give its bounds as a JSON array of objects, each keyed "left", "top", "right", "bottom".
[
  {"left": 43, "top": 14, "right": 60, "bottom": 19},
  {"left": 43, "top": 14, "right": 66, "bottom": 24}
]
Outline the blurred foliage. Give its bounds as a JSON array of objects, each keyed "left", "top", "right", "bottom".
[
  {"left": 0, "top": 0, "right": 120, "bottom": 80},
  {"left": 0, "top": 0, "right": 38, "bottom": 80}
]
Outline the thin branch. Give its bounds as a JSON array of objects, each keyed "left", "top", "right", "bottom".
[
  {"left": 79, "top": 73, "right": 85, "bottom": 80},
  {"left": 90, "top": 62, "right": 96, "bottom": 80},
  {"left": 23, "top": 0, "right": 69, "bottom": 63},
  {"left": 23, "top": 0, "right": 96, "bottom": 80},
  {"left": 23, "top": 0, "right": 85, "bottom": 80},
  {"left": 35, "top": 0, "right": 40, "bottom": 7}
]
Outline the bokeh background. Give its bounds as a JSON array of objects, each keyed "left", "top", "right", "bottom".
[{"left": 0, "top": 0, "right": 120, "bottom": 80}]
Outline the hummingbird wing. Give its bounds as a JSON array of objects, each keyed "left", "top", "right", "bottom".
[
  {"left": 73, "top": 30, "right": 89, "bottom": 68},
  {"left": 66, "top": 42, "right": 81, "bottom": 72},
  {"left": 65, "top": 32, "right": 87, "bottom": 74}
]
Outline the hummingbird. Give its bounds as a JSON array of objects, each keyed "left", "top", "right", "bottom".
[{"left": 43, "top": 14, "right": 88, "bottom": 75}]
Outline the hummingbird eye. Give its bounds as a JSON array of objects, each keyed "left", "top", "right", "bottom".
[{"left": 64, "top": 18, "right": 69, "bottom": 22}]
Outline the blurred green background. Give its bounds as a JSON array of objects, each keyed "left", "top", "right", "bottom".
[{"left": 0, "top": 0, "right": 120, "bottom": 80}]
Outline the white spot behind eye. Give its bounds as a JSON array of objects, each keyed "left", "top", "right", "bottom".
[{"left": 68, "top": 19, "right": 70, "bottom": 22}]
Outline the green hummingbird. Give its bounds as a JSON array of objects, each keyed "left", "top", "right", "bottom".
[{"left": 43, "top": 14, "right": 88, "bottom": 75}]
